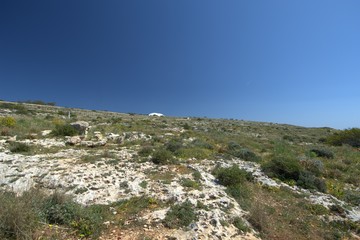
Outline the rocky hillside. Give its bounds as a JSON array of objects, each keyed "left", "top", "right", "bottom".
[{"left": 0, "top": 101, "right": 359, "bottom": 240}]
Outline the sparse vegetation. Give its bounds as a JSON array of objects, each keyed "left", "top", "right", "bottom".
[
  {"left": 310, "top": 148, "right": 334, "bottom": 159},
  {"left": 0, "top": 189, "right": 108, "bottom": 239},
  {"left": 232, "top": 217, "right": 250, "bottom": 233},
  {"left": 52, "top": 124, "right": 79, "bottom": 137},
  {"left": 0, "top": 116, "right": 16, "bottom": 128},
  {"left": 326, "top": 128, "right": 360, "bottom": 147},
  {"left": 213, "top": 165, "right": 252, "bottom": 208},
  {"left": 262, "top": 156, "right": 327, "bottom": 192},
  {"left": 164, "top": 200, "right": 197, "bottom": 229},
  {"left": 41, "top": 191, "right": 107, "bottom": 238},
  {"left": 151, "top": 148, "right": 174, "bottom": 165},
  {"left": 0, "top": 101, "right": 359, "bottom": 239},
  {"left": 9, "top": 142, "right": 31, "bottom": 153},
  {"left": 180, "top": 178, "right": 201, "bottom": 189},
  {"left": 227, "top": 142, "right": 260, "bottom": 162},
  {"left": 18, "top": 100, "right": 56, "bottom": 106}
]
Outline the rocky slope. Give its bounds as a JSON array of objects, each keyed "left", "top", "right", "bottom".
[{"left": 0, "top": 101, "right": 359, "bottom": 239}]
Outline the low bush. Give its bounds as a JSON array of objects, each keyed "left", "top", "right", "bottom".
[
  {"left": 180, "top": 178, "right": 201, "bottom": 189},
  {"left": 232, "top": 217, "right": 250, "bottom": 233},
  {"left": 226, "top": 142, "right": 259, "bottom": 162},
  {"left": 309, "top": 148, "right": 334, "bottom": 159},
  {"left": 213, "top": 165, "right": 248, "bottom": 187},
  {"left": 302, "top": 158, "right": 324, "bottom": 177},
  {"left": 213, "top": 165, "right": 252, "bottom": 208},
  {"left": 164, "top": 200, "right": 197, "bottom": 229},
  {"left": 297, "top": 171, "right": 327, "bottom": 193},
  {"left": 326, "top": 128, "right": 360, "bottom": 147},
  {"left": 0, "top": 116, "right": 16, "bottom": 128},
  {"left": 9, "top": 142, "right": 31, "bottom": 153},
  {"left": 262, "top": 157, "right": 301, "bottom": 181},
  {"left": 0, "top": 103, "right": 30, "bottom": 114},
  {"left": 41, "top": 191, "right": 107, "bottom": 238},
  {"left": 138, "top": 146, "right": 153, "bottom": 157},
  {"left": 235, "top": 148, "right": 260, "bottom": 162},
  {"left": 263, "top": 157, "right": 327, "bottom": 192},
  {"left": 52, "top": 124, "right": 79, "bottom": 137},
  {"left": 165, "top": 139, "right": 183, "bottom": 153},
  {"left": 0, "top": 189, "right": 108, "bottom": 239},
  {"left": 0, "top": 190, "right": 40, "bottom": 240},
  {"left": 343, "top": 190, "right": 360, "bottom": 206},
  {"left": 151, "top": 148, "right": 174, "bottom": 165},
  {"left": 191, "top": 139, "right": 213, "bottom": 150},
  {"left": 304, "top": 203, "right": 329, "bottom": 215}
]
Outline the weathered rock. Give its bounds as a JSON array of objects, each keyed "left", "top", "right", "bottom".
[
  {"left": 80, "top": 140, "right": 107, "bottom": 147},
  {"left": 66, "top": 136, "right": 82, "bottom": 146},
  {"left": 93, "top": 131, "right": 105, "bottom": 141},
  {"left": 70, "top": 121, "right": 90, "bottom": 135},
  {"left": 106, "top": 133, "right": 122, "bottom": 142},
  {"left": 41, "top": 130, "right": 52, "bottom": 136},
  {"left": 5, "top": 136, "right": 16, "bottom": 143}
]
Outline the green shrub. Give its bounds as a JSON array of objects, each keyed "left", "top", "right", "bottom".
[
  {"left": 164, "top": 201, "right": 197, "bottom": 229},
  {"left": 191, "top": 139, "right": 213, "bottom": 150},
  {"left": 226, "top": 184, "right": 251, "bottom": 206},
  {"left": 0, "top": 190, "right": 40, "bottom": 240},
  {"left": 283, "top": 135, "right": 295, "bottom": 142},
  {"left": 52, "top": 124, "right": 79, "bottom": 137},
  {"left": 151, "top": 148, "right": 174, "bottom": 165},
  {"left": 113, "top": 196, "right": 154, "bottom": 217},
  {"left": 139, "top": 181, "right": 148, "bottom": 189},
  {"left": 263, "top": 157, "right": 327, "bottom": 192},
  {"left": 297, "top": 171, "right": 327, "bottom": 193},
  {"left": 180, "top": 178, "right": 200, "bottom": 189},
  {"left": 192, "top": 170, "right": 202, "bottom": 181},
  {"left": 304, "top": 203, "right": 329, "bottom": 215},
  {"left": 213, "top": 165, "right": 248, "bottom": 187},
  {"left": 138, "top": 146, "right": 153, "bottom": 157},
  {"left": 227, "top": 142, "right": 259, "bottom": 162},
  {"left": 232, "top": 217, "right": 250, "bottom": 233},
  {"left": 228, "top": 142, "right": 241, "bottom": 151},
  {"left": 343, "top": 190, "right": 360, "bottom": 205},
  {"left": 9, "top": 142, "right": 31, "bottom": 153},
  {"left": 0, "top": 189, "right": 107, "bottom": 239},
  {"left": 0, "top": 116, "right": 16, "bottom": 128},
  {"left": 310, "top": 148, "right": 334, "bottom": 159},
  {"left": 327, "top": 128, "right": 360, "bottom": 147},
  {"left": 262, "top": 157, "right": 301, "bottom": 181},
  {"left": 235, "top": 148, "right": 260, "bottom": 162},
  {"left": 302, "top": 158, "right": 324, "bottom": 177},
  {"left": 213, "top": 165, "right": 252, "bottom": 208},
  {"left": 42, "top": 192, "right": 79, "bottom": 225},
  {"left": 0, "top": 103, "right": 30, "bottom": 115},
  {"left": 42, "top": 192, "right": 106, "bottom": 238},
  {"left": 165, "top": 139, "right": 183, "bottom": 152}
]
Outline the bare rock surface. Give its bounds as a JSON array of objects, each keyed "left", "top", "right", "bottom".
[{"left": 0, "top": 131, "right": 358, "bottom": 239}]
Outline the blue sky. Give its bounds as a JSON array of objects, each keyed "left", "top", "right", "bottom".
[{"left": 0, "top": 1, "right": 359, "bottom": 129}]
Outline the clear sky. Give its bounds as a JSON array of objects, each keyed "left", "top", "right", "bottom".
[{"left": 1, "top": 1, "right": 359, "bottom": 129}]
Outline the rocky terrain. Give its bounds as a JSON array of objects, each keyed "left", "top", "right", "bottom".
[{"left": 0, "top": 101, "right": 359, "bottom": 240}]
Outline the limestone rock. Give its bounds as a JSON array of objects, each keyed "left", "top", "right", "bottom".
[
  {"left": 80, "top": 139, "right": 107, "bottom": 147},
  {"left": 66, "top": 136, "right": 82, "bottom": 146},
  {"left": 106, "top": 133, "right": 125, "bottom": 144},
  {"left": 93, "top": 131, "right": 104, "bottom": 141},
  {"left": 41, "top": 130, "right": 52, "bottom": 136},
  {"left": 70, "top": 121, "right": 90, "bottom": 135}
]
